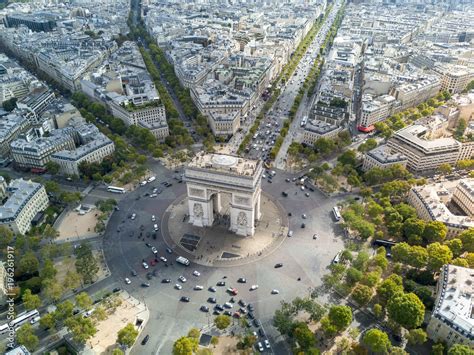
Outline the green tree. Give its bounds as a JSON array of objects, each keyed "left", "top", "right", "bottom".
[
  {"left": 448, "top": 344, "right": 474, "bottom": 355},
  {"left": 423, "top": 221, "right": 447, "bottom": 243},
  {"left": 173, "top": 336, "right": 198, "bottom": 355},
  {"left": 40, "top": 259, "right": 57, "bottom": 280},
  {"left": 75, "top": 242, "right": 99, "bottom": 284},
  {"left": 39, "top": 312, "right": 56, "bottom": 332},
  {"left": 292, "top": 322, "right": 315, "bottom": 350},
  {"left": 458, "top": 228, "right": 474, "bottom": 252},
  {"left": 0, "top": 226, "right": 14, "bottom": 249},
  {"left": 387, "top": 292, "right": 425, "bottom": 329},
  {"left": 16, "top": 323, "right": 39, "bottom": 350},
  {"left": 406, "top": 328, "right": 427, "bottom": 345},
  {"left": 75, "top": 292, "right": 93, "bottom": 310},
  {"left": 373, "top": 304, "right": 384, "bottom": 318},
  {"left": 328, "top": 305, "right": 352, "bottom": 331},
  {"left": 438, "top": 163, "right": 453, "bottom": 174},
  {"left": 64, "top": 270, "right": 82, "bottom": 290},
  {"left": 362, "top": 328, "right": 391, "bottom": 354},
  {"left": 427, "top": 242, "right": 453, "bottom": 271},
  {"left": 432, "top": 343, "right": 445, "bottom": 355},
  {"left": 445, "top": 238, "right": 463, "bottom": 257},
  {"left": 210, "top": 336, "right": 219, "bottom": 348},
  {"left": 352, "top": 284, "right": 373, "bottom": 306},
  {"left": 18, "top": 252, "right": 40, "bottom": 275},
  {"left": 187, "top": 328, "right": 200, "bottom": 339},
  {"left": 64, "top": 315, "right": 97, "bottom": 343},
  {"left": 43, "top": 278, "right": 64, "bottom": 303},
  {"left": 214, "top": 315, "right": 231, "bottom": 330},
  {"left": 376, "top": 274, "right": 404, "bottom": 304},
  {"left": 117, "top": 323, "right": 139, "bottom": 348},
  {"left": 2, "top": 97, "right": 17, "bottom": 112},
  {"left": 22, "top": 289, "right": 41, "bottom": 310},
  {"left": 45, "top": 161, "right": 60, "bottom": 174},
  {"left": 454, "top": 118, "right": 467, "bottom": 139},
  {"left": 112, "top": 349, "right": 124, "bottom": 355},
  {"left": 346, "top": 267, "right": 363, "bottom": 285}
]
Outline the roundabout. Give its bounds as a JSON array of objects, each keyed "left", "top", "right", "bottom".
[{"left": 101, "top": 158, "right": 347, "bottom": 355}]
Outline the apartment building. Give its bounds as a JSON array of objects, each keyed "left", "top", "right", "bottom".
[
  {"left": 10, "top": 129, "right": 76, "bottom": 169},
  {"left": 0, "top": 177, "right": 49, "bottom": 235},
  {"left": 390, "top": 76, "right": 441, "bottom": 111},
  {"left": 16, "top": 89, "right": 55, "bottom": 123},
  {"left": 362, "top": 145, "right": 408, "bottom": 172},
  {"left": 360, "top": 95, "right": 397, "bottom": 128},
  {"left": 51, "top": 133, "right": 115, "bottom": 176},
  {"left": 407, "top": 179, "right": 474, "bottom": 238},
  {"left": 438, "top": 66, "right": 474, "bottom": 94},
  {"left": 302, "top": 120, "right": 343, "bottom": 145},
  {"left": 452, "top": 179, "right": 474, "bottom": 218},
  {"left": 0, "top": 261, "right": 7, "bottom": 305},
  {"left": 387, "top": 125, "right": 471, "bottom": 173},
  {"left": 427, "top": 264, "right": 474, "bottom": 347},
  {"left": 0, "top": 114, "right": 30, "bottom": 157}
]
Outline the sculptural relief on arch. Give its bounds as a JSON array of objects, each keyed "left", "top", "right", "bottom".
[{"left": 184, "top": 153, "right": 263, "bottom": 236}]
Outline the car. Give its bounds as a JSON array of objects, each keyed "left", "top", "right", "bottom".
[
  {"left": 224, "top": 302, "right": 233, "bottom": 309},
  {"left": 227, "top": 287, "right": 238, "bottom": 295},
  {"left": 207, "top": 297, "right": 217, "bottom": 304},
  {"left": 141, "top": 335, "right": 150, "bottom": 345},
  {"left": 285, "top": 178, "right": 290, "bottom": 182},
  {"left": 131, "top": 213, "right": 136, "bottom": 220},
  {"left": 214, "top": 304, "right": 224, "bottom": 311},
  {"left": 302, "top": 214, "right": 307, "bottom": 219},
  {"left": 151, "top": 215, "right": 156, "bottom": 221},
  {"left": 131, "top": 270, "right": 137, "bottom": 276},
  {"left": 200, "top": 305, "right": 209, "bottom": 312},
  {"left": 254, "top": 319, "right": 261, "bottom": 327},
  {"left": 124, "top": 277, "right": 131, "bottom": 284},
  {"left": 274, "top": 263, "right": 283, "bottom": 268},
  {"left": 264, "top": 339, "right": 270, "bottom": 348},
  {"left": 146, "top": 272, "right": 153, "bottom": 280},
  {"left": 247, "top": 311, "right": 255, "bottom": 319},
  {"left": 159, "top": 256, "right": 167, "bottom": 262},
  {"left": 180, "top": 296, "right": 190, "bottom": 302},
  {"left": 141, "top": 282, "right": 150, "bottom": 287},
  {"left": 250, "top": 285, "right": 259, "bottom": 290},
  {"left": 213, "top": 309, "right": 222, "bottom": 315},
  {"left": 151, "top": 247, "right": 158, "bottom": 254},
  {"left": 208, "top": 286, "right": 217, "bottom": 292},
  {"left": 313, "top": 234, "right": 318, "bottom": 240},
  {"left": 145, "top": 243, "right": 152, "bottom": 248},
  {"left": 224, "top": 310, "right": 232, "bottom": 316},
  {"left": 194, "top": 285, "right": 204, "bottom": 290},
  {"left": 287, "top": 230, "right": 293, "bottom": 237},
  {"left": 258, "top": 328, "right": 265, "bottom": 337},
  {"left": 281, "top": 191, "right": 288, "bottom": 197},
  {"left": 142, "top": 262, "right": 149, "bottom": 269},
  {"left": 233, "top": 311, "right": 241, "bottom": 318},
  {"left": 166, "top": 248, "right": 173, "bottom": 254},
  {"left": 257, "top": 342, "right": 264, "bottom": 352},
  {"left": 112, "top": 288, "right": 121, "bottom": 293},
  {"left": 305, "top": 192, "right": 310, "bottom": 197},
  {"left": 178, "top": 276, "right": 187, "bottom": 283},
  {"left": 301, "top": 186, "right": 305, "bottom": 191},
  {"left": 237, "top": 277, "right": 246, "bottom": 283},
  {"left": 217, "top": 281, "right": 226, "bottom": 286},
  {"left": 301, "top": 223, "right": 306, "bottom": 228},
  {"left": 161, "top": 278, "right": 171, "bottom": 283},
  {"left": 193, "top": 270, "right": 201, "bottom": 277},
  {"left": 239, "top": 307, "right": 248, "bottom": 314},
  {"left": 238, "top": 299, "right": 247, "bottom": 307},
  {"left": 175, "top": 284, "right": 182, "bottom": 290},
  {"left": 153, "top": 224, "right": 159, "bottom": 231},
  {"left": 271, "top": 289, "right": 280, "bottom": 294}
]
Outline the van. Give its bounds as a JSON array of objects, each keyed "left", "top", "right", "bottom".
[
  {"left": 176, "top": 256, "right": 190, "bottom": 266},
  {"left": 287, "top": 230, "right": 293, "bottom": 237}
]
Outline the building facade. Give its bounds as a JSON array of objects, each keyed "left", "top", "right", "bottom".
[
  {"left": 0, "top": 178, "right": 49, "bottom": 235},
  {"left": 362, "top": 145, "right": 408, "bottom": 172}
]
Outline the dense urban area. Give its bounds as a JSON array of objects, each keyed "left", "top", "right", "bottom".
[{"left": 0, "top": 0, "right": 473, "bottom": 354}]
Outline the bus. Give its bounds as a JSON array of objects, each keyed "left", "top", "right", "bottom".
[
  {"left": 107, "top": 186, "right": 126, "bottom": 194},
  {"left": 9, "top": 309, "right": 39, "bottom": 329},
  {"left": 176, "top": 256, "right": 190, "bottom": 266},
  {"left": 0, "top": 323, "right": 9, "bottom": 334},
  {"left": 332, "top": 206, "right": 341, "bottom": 221}
]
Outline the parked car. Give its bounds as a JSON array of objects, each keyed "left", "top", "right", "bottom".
[{"left": 141, "top": 335, "right": 150, "bottom": 345}]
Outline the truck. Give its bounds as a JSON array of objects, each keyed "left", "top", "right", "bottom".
[{"left": 176, "top": 256, "right": 190, "bottom": 266}]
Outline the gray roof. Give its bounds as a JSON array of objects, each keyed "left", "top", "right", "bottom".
[{"left": 0, "top": 179, "right": 44, "bottom": 222}]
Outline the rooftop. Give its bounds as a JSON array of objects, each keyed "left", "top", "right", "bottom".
[
  {"left": 432, "top": 264, "right": 474, "bottom": 342},
  {"left": 393, "top": 125, "right": 461, "bottom": 153},
  {"left": 0, "top": 179, "right": 45, "bottom": 222},
  {"left": 187, "top": 153, "right": 260, "bottom": 178},
  {"left": 366, "top": 145, "right": 408, "bottom": 164}
]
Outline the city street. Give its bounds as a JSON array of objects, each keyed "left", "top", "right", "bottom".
[{"left": 101, "top": 164, "right": 349, "bottom": 354}]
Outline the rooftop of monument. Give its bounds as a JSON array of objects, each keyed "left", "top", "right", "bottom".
[{"left": 187, "top": 153, "right": 260, "bottom": 178}]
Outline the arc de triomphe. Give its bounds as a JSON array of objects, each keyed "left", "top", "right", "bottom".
[{"left": 184, "top": 153, "right": 263, "bottom": 236}]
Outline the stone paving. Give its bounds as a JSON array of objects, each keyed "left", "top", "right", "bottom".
[{"left": 165, "top": 192, "right": 288, "bottom": 267}]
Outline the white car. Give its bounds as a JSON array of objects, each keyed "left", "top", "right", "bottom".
[
  {"left": 271, "top": 289, "right": 280, "bottom": 294},
  {"left": 131, "top": 213, "right": 136, "bottom": 220},
  {"left": 257, "top": 342, "right": 264, "bottom": 352},
  {"left": 153, "top": 224, "right": 159, "bottom": 231},
  {"left": 302, "top": 214, "right": 307, "bottom": 219},
  {"left": 142, "top": 262, "right": 149, "bottom": 269},
  {"left": 250, "top": 285, "right": 259, "bottom": 290},
  {"left": 175, "top": 284, "right": 182, "bottom": 290},
  {"left": 178, "top": 276, "right": 187, "bottom": 283},
  {"left": 151, "top": 215, "right": 156, "bottom": 222},
  {"left": 193, "top": 270, "right": 201, "bottom": 277},
  {"left": 194, "top": 285, "right": 204, "bottom": 290},
  {"left": 159, "top": 256, "right": 167, "bottom": 262},
  {"left": 124, "top": 277, "right": 131, "bottom": 284},
  {"left": 264, "top": 339, "right": 270, "bottom": 348},
  {"left": 151, "top": 247, "right": 158, "bottom": 255}
]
